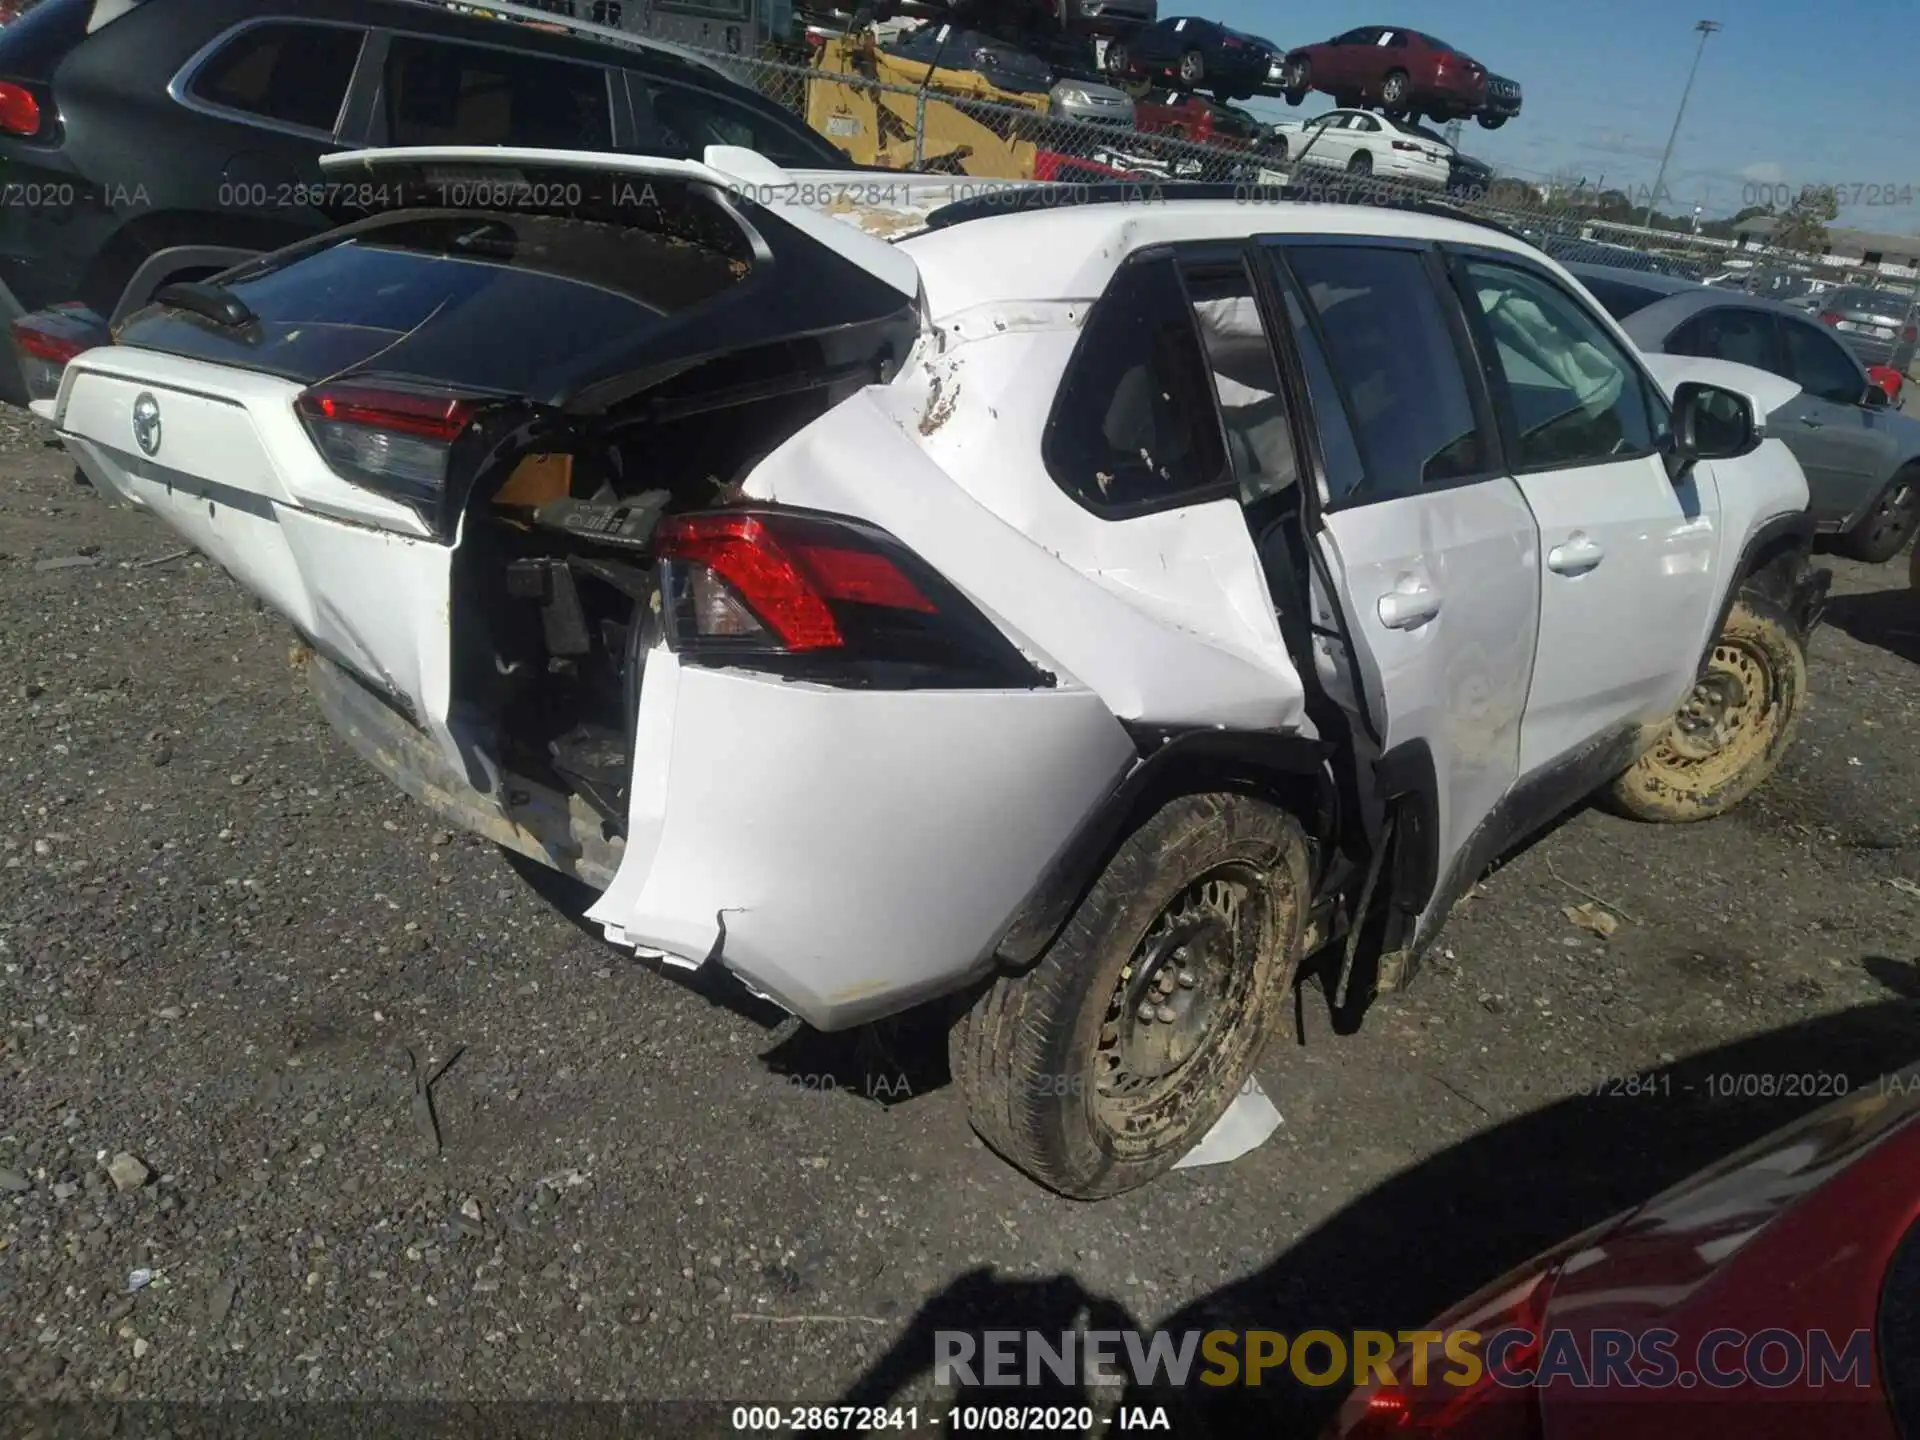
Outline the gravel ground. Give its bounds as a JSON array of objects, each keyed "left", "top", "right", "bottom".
[{"left": 2, "top": 411, "right": 1917, "bottom": 1433}]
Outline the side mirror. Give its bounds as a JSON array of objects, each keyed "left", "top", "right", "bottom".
[
  {"left": 1863, "top": 381, "right": 1893, "bottom": 409},
  {"left": 1666, "top": 380, "right": 1759, "bottom": 481}
]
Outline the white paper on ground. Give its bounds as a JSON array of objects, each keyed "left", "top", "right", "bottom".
[{"left": 1172, "top": 1077, "right": 1282, "bottom": 1169}]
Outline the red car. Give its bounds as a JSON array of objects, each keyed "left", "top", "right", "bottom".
[
  {"left": 1132, "top": 87, "right": 1263, "bottom": 149},
  {"left": 1280, "top": 25, "right": 1489, "bottom": 124},
  {"left": 1328, "top": 1072, "right": 1920, "bottom": 1437}
]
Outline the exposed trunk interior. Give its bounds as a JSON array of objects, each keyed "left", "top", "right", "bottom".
[{"left": 449, "top": 331, "right": 908, "bottom": 836}]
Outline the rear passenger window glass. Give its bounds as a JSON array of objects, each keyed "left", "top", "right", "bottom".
[
  {"left": 1779, "top": 319, "right": 1866, "bottom": 404},
  {"left": 190, "top": 22, "right": 364, "bottom": 135},
  {"left": 1669, "top": 308, "right": 1777, "bottom": 370},
  {"left": 1044, "top": 256, "right": 1229, "bottom": 513},
  {"left": 1460, "top": 258, "right": 1659, "bottom": 469},
  {"left": 384, "top": 36, "right": 612, "bottom": 150},
  {"left": 1284, "top": 244, "right": 1486, "bottom": 500},
  {"left": 1182, "top": 260, "right": 1297, "bottom": 504}
]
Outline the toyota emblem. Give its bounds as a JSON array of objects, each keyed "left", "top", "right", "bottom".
[{"left": 131, "top": 391, "right": 161, "bottom": 457}]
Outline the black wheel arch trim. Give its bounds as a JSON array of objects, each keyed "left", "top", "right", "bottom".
[
  {"left": 992, "top": 726, "right": 1337, "bottom": 969},
  {"left": 109, "top": 245, "right": 265, "bottom": 328},
  {"left": 1700, "top": 510, "right": 1825, "bottom": 679}
]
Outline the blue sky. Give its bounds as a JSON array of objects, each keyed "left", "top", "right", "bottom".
[{"left": 1211, "top": 0, "right": 1920, "bottom": 232}]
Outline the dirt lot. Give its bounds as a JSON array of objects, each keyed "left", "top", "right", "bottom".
[{"left": 2, "top": 411, "right": 1917, "bottom": 1433}]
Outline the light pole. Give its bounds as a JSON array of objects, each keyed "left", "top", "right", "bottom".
[{"left": 1642, "top": 20, "right": 1721, "bottom": 231}]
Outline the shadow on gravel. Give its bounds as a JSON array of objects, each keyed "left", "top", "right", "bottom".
[
  {"left": 829, "top": 994, "right": 1920, "bottom": 1438},
  {"left": 1825, "top": 587, "right": 1920, "bottom": 666}
]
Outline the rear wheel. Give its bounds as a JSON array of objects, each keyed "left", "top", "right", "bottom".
[
  {"left": 1347, "top": 149, "right": 1373, "bottom": 177},
  {"left": 952, "top": 793, "right": 1309, "bottom": 1199},
  {"left": 1600, "top": 593, "right": 1806, "bottom": 823},
  {"left": 1103, "top": 40, "right": 1130, "bottom": 78},
  {"left": 1177, "top": 48, "right": 1206, "bottom": 86},
  {"left": 1380, "top": 69, "right": 1411, "bottom": 114},
  {"left": 1837, "top": 465, "right": 1920, "bottom": 564},
  {"left": 1478, "top": 113, "right": 1507, "bottom": 130}
]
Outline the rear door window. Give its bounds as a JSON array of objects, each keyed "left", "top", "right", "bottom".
[
  {"left": 186, "top": 21, "right": 365, "bottom": 136},
  {"left": 1043, "top": 254, "right": 1230, "bottom": 514},
  {"left": 1667, "top": 306, "right": 1781, "bottom": 371},
  {"left": 1779, "top": 317, "right": 1867, "bottom": 403},
  {"left": 383, "top": 35, "right": 613, "bottom": 149},
  {"left": 1280, "top": 243, "right": 1488, "bottom": 501}
]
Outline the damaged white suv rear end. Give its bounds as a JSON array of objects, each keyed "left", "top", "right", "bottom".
[{"left": 53, "top": 149, "right": 1829, "bottom": 1197}]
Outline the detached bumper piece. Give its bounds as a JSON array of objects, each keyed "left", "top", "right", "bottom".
[{"left": 1793, "top": 564, "right": 1833, "bottom": 637}]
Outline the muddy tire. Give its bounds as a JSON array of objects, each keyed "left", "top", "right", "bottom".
[
  {"left": 1599, "top": 593, "right": 1807, "bottom": 823},
  {"left": 951, "top": 793, "right": 1309, "bottom": 1199}
]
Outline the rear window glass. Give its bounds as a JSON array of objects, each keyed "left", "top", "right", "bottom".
[
  {"left": 0, "top": 0, "right": 94, "bottom": 77},
  {"left": 189, "top": 22, "right": 365, "bottom": 135},
  {"left": 1834, "top": 288, "right": 1912, "bottom": 316},
  {"left": 384, "top": 35, "right": 612, "bottom": 150},
  {"left": 118, "top": 203, "right": 748, "bottom": 393}
]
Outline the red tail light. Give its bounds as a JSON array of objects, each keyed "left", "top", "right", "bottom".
[
  {"left": 294, "top": 382, "right": 482, "bottom": 512},
  {"left": 1334, "top": 1273, "right": 1551, "bottom": 1438},
  {"left": 0, "top": 80, "right": 41, "bottom": 138},
  {"left": 655, "top": 512, "right": 932, "bottom": 652},
  {"left": 10, "top": 305, "right": 109, "bottom": 403},
  {"left": 1819, "top": 311, "right": 1842, "bottom": 326},
  {"left": 653, "top": 508, "right": 1044, "bottom": 687},
  {"left": 1392, "top": 140, "right": 1419, "bottom": 152}
]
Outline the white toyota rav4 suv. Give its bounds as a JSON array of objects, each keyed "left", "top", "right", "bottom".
[{"left": 43, "top": 147, "right": 1830, "bottom": 1197}]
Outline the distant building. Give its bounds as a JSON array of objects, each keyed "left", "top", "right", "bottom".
[{"left": 1733, "top": 215, "right": 1920, "bottom": 277}]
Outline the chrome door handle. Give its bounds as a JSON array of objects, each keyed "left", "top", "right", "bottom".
[
  {"left": 1547, "top": 533, "right": 1606, "bottom": 574},
  {"left": 1377, "top": 579, "right": 1442, "bottom": 629}
]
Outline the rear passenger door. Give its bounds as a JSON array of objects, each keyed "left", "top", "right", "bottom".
[
  {"left": 1447, "top": 249, "right": 1717, "bottom": 780},
  {"left": 1264, "top": 238, "right": 1540, "bottom": 920}
]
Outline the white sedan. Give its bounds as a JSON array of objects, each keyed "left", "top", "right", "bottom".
[{"left": 1265, "top": 107, "right": 1451, "bottom": 187}]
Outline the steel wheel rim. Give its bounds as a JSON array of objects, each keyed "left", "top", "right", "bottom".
[
  {"left": 1092, "top": 865, "right": 1267, "bottom": 1135},
  {"left": 1648, "top": 636, "right": 1778, "bottom": 788}
]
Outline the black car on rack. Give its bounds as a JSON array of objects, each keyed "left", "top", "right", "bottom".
[{"left": 0, "top": 0, "right": 851, "bottom": 406}]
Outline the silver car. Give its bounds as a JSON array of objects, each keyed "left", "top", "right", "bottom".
[{"left": 1574, "top": 262, "right": 1920, "bottom": 563}]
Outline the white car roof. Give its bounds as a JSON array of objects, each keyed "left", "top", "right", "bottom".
[{"left": 901, "top": 200, "right": 1547, "bottom": 307}]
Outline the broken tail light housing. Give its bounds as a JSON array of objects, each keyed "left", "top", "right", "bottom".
[
  {"left": 1819, "top": 311, "right": 1842, "bottom": 327},
  {"left": 655, "top": 507, "right": 1052, "bottom": 690},
  {"left": 10, "top": 303, "right": 109, "bottom": 403},
  {"left": 295, "top": 381, "right": 484, "bottom": 518}
]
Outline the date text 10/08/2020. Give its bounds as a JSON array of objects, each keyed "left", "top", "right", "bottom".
[{"left": 729, "top": 1405, "right": 1174, "bottom": 1431}]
